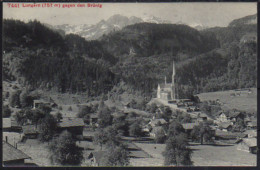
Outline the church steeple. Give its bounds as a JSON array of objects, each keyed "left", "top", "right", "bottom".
[{"left": 171, "top": 61, "right": 176, "bottom": 100}]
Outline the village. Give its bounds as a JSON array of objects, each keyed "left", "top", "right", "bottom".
[{"left": 2, "top": 62, "right": 257, "bottom": 167}]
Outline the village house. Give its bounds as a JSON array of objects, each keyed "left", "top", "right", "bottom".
[
  {"left": 3, "top": 118, "right": 12, "bottom": 132},
  {"left": 3, "top": 118, "right": 22, "bottom": 133},
  {"left": 22, "top": 125, "right": 42, "bottom": 139},
  {"left": 3, "top": 140, "right": 31, "bottom": 167},
  {"left": 88, "top": 151, "right": 106, "bottom": 166},
  {"left": 217, "top": 111, "right": 229, "bottom": 122},
  {"left": 218, "top": 122, "right": 233, "bottom": 132},
  {"left": 236, "top": 138, "right": 257, "bottom": 154},
  {"left": 228, "top": 111, "right": 245, "bottom": 122},
  {"left": 244, "top": 129, "right": 257, "bottom": 138},
  {"left": 57, "top": 117, "right": 85, "bottom": 137},
  {"left": 246, "top": 120, "right": 257, "bottom": 130}
]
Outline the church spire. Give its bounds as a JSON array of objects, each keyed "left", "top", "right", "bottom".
[{"left": 172, "top": 61, "right": 175, "bottom": 85}]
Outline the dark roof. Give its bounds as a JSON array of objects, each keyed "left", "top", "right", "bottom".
[
  {"left": 88, "top": 151, "right": 106, "bottom": 165},
  {"left": 182, "top": 123, "right": 199, "bottom": 130},
  {"left": 229, "top": 111, "right": 242, "bottom": 118},
  {"left": 58, "top": 117, "right": 84, "bottom": 128},
  {"left": 3, "top": 118, "right": 11, "bottom": 128},
  {"left": 3, "top": 140, "right": 31, "bottom": 162},
  {"left": 22, "top": 125, "right": 41, "bottom": 134}
]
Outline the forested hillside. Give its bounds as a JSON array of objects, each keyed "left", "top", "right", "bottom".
[
  {"left": 3, "top": 19, "right": 118, "bottom": 95},
  {"left": 3, "top": 16, "right": 257, "bottom": 100}
]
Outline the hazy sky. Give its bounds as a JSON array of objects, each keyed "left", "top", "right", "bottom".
[{"left": 3, "top": 2, "right": 257, "bottom": 27}]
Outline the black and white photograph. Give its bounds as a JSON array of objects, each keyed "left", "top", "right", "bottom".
[{"left": 2, "top": 1, "right": 257, "bottom": 167}]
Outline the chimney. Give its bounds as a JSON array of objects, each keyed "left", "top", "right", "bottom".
[{"left": 5, "top": 136, "right": 8, "bottom": 143}]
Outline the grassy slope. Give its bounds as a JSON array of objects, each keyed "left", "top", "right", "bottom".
[{"left": 197, "top": 88, "right": 257, "bottom": 113}]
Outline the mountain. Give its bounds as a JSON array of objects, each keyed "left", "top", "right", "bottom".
[
  {"left": 229, "top": 14, "right": 257, "bottom": 27},
  {"left": 53, "top": 14, "right": 171, "bottom": 40},
  {"left": 2, "top": 13, "right": 257, "bottom": 99},
  {"left": 100, "top": 23, "right": 219, "bottom": 58}
]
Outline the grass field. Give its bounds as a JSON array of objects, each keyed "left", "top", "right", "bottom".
[
  {"left": 197, "top": 88, "right": 257, "bottom": 113},
  {"left": 134, "top": 142, "right": 257, "bottom": 166}
]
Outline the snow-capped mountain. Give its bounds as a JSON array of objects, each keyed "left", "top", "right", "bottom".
[{"left": 52, "top": 14, "right": 172, "bottom": 40}]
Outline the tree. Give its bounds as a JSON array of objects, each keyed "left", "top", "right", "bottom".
[
  {"left": 112, "top": 114, "right": 128, "bottom": 136},
  {"left": 161, "top": 106, "right": 172, "bottom": 122},
  {"left": 38, "top": 113, "right": 57, "bottom": 142},
  {"left": 100, "top": 145, "right": 130, "bottom": 166},
  {"left": 232, "top": 117, "right": 245, "bottom": 132},
  {"left": 9, "top": 90, "right": 21, "bottom": 108},
  {"left": 49, "top": 131, "right": 83, "bottom": 165},
  {"left": 93, "top": 126, "right": 121, "bottom": 150},
  {"left": 97, "top": 106, "right": 113, "bottom": 128},
  {"left": 3, "top": 105, "right": 12, "bottom": 118},
  {"left": 93, "top": 129, "right": 108, "bottom": 150},
  {"left": 155, "top": 128, "right": 167, "bottom": 144},
  {"left": 167, "top": 121, "right": 185, "bottom": 137},
  {"left": 129, "top": 122, "right": 143, "bottom": 138},
  {"left": 190, "top": 122, "right": 214, "bottom": 145},
  {"left": 77, "top": 105, "right": 92, "bottom": 118},
  {"left": 20, "top": 90, "right": 34, "bottom": 108},
  {"left": 163, "top": 133, "right": 192, "bottom": 166}
]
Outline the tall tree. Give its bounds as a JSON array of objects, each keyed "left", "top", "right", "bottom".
[
  {"left": 49, "top": 131, "right": 83, "bottom": 165},
  {"left": 163, "top": 133, "right": 193, "bottom": 166}
]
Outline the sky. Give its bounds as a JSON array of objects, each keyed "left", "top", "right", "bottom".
[{"left": 3, "top": 2, "right": 257, "bottom": 27}]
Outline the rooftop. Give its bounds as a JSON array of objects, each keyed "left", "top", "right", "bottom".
[
  {"left": 58, "top": 117, "right": 84, "bottom": 128},
  {"left": 242, "top": 138, "right": 257, "bottom": 147},
  {"left": 3, "top": 118, "right": 11, "bottom": 128},
  {"left": 182, "top": 123, "right": 199, "bottom": 130},
  {"left": 3, "top": 140, "right": 31, "bottom": 162}
]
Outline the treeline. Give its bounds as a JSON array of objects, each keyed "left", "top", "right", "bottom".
[
  {"left": 101, "top": 23, "right": 219, "bottom": 58},
  {"left": 3, "top": 19, "right": 118, "bottom": 95}
]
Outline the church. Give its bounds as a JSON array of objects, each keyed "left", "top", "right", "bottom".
[{"left": 157, "top": 61, "right": 177, "bottom": 101}]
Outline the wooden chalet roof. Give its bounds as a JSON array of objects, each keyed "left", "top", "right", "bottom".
[
  {"left": 58, "top": 117, "right": 84, "bottom": 128},
  {"left": 3, "top": 140, "right": 31, "bottom": 162},
  {"left": 3, "top": 118, "right": 11, "bottom": 128}
]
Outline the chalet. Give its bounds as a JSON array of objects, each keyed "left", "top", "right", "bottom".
[
  {"left": 246, "top": 120, "right": 257, "bottom": 130},
  {"left": 57, "top": 117, "right": 84, "bottom": 136},
  {"left": 218, "top": 122, "right": 233, "bottom": 132},
  {"left": 215, "top": 130, "right": 246, "bottom": 142},
  {"left": 217, "top": 111, "right": 229, "bottom": 122},
  {"left": 149, "top": 118, "right": 167, "bottom": 127},
  {"left": 22, "top": 125, "right": 42, "bottom": 139},
  {"left": 244, "top": 130, "right": 257, "bottom": 138},
  {"left": 3, "top": 140, "right": 31, "bottom": 167},
  {"left": 3, "top": 118, "right": 12, "bottom": 132},
  {"left": 229, "top": 111, "right": 244, "bottom": 122},
  {"left": 88, "top": 151, "right": 106, "bottom": 166},
  {"left": 237, "top": 138, "right": 257, "bottom": 154}
]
